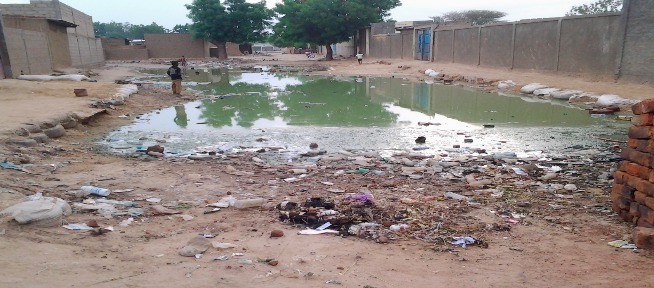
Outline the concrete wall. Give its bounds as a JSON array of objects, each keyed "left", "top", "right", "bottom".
[
  {"left": 479, "top": 24, "right": 513, "bottom": 68},
  {"left": 618, "top": 0, "right": 654, "bottom": 83},
  {"left": 104, "top": 46, "right": 148, "bottom": 60},
  {"left": 145, "top": 33, "right": 209, "bottom": 58},
  {"left": 434, "top": 30, "right": 454, "bottom": 62},
  {"left": 513, "top": 20, "right": 558, "bottom": 71},
  {"left": 401, "top": 30, "right": 413, "bottom": 59},
  {"left": 453, "top": 28, "right": 479, "bottom": 65},
  {"left": 559, "top": 15, "right": 621, "bottom": 75},
  {"left": 57, "top": 1, "right": 104, "bottom": 67},
  {"left": 371, "top": 22, "right": 396, "bottom": 35},
  {"left": 429, "top": 13, "right": 622, "bottom": 77},
  {"left": 0, "top": 0, "right": 104, "bottom": 73},
  {"left": 1, "top": 15, "right": 74, "bottom": 75},
  {"left": 369, "top": 31, "right": 413, "bottom": 59}
]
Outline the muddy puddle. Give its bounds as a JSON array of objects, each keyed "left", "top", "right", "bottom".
[{"left": 103, "top": 68, "right": 630, "bottom": 162}]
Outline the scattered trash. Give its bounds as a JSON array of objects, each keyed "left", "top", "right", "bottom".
[
  {"left": 128, "top": 208, "right": 145, "bottom": 217},
  {"left": 389, "top": 224, "right": 410, "bottom": 231},
  {"left": 0, "top": 161, "right": 31, "bottom": 173},
  {"left": 81, "top": 186, "right": 111, "bottom": 197},
  {"left": 96, "top": 199, "right": 136, "bottom": 207},
  {"left": 1, "top": 194, "right": 71, "bottom": 226},
  {"left": 238, "top": 259, "right": 254, "bottom": 265},
  {"left": 608, "top": 240, "right": 637, "bottom": 249},
  {"left": 63, "top": 223, "right": 94, "bottom": 230},
  {"left": 233, "top": 198, "right": 265, "bottom": 209},
  {"left": 444, "top": 192, "right": 467, "bottom": 200},
  {"left": 213, "top": 256, "right": 229, "bottom": 261},
  {"left": 146, "top": 198, "right": 161, "bottom": 203},
  {"left": 298, "top": 229, "right": 340, "bottom": 235},
  {"left": 119, "top": 217, "right": 134, "bottom": 227},
  {"left": 451, "top": 236, "right": 476, "bottom": 248}
]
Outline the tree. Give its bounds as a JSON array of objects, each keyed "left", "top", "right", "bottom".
[
  {"left": 93, "top": 21, "right": 168, "bottom": 39},
  {"left": 566, "top": 0, "right": 622, "bottom": 16},
  {"left": 172, "top": 24, "right": 191, "bottom": 33},
  {"left": 431, "top": 10, "right": 506, "bottom": 26},
  {"left": 185, "top": 0, "right": 273, "bottom": 60},
  {"left": 273, "top": 0, "right": 401, "bottom": 60}
]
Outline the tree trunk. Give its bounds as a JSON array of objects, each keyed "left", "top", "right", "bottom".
[
  {"left": 325, "top": 44, "right": 333, "bottom": 61},
  {"left": 213, "top": 41, "right": 228, "bottom": 60}
]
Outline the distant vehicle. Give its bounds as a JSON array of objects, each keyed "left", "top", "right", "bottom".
[{"left": 129, "top": 39, "right": 145, "bottom": 46}]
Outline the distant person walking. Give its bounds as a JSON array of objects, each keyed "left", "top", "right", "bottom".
[
  {"left": 356, "top": 52, "right": 363, "bottom": 64},
  {"left": 180, "top": 56, "right": 187, "bottom": 67},
  {"left": 167, "top": 61, "right": 182, "bottom": 95}
]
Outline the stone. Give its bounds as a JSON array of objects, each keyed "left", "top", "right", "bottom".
[
  {"left": 60, "top": 118, "right": 78, "bottom": 129},
  {"left": 30, "top": 133, "right": 50, "bottom": 143},
  {"left": 270, "top": 230, "right": 284, "bottom": 238},
  {"left": 21, "top": 124, "right": 42, "bottom": 133},
  {"left": 377, "top": 235, "right": 389, "bottom": 244},
  {"left": 179, "top": 237, "right": 211, "bottom": 257},
  {"left": 563, "top": 184, "right": 577, "bottom": 191},
  {"left": 43, "top": 124, "right": 66, "bottom": 139},
  {"left": 13, "top": 139, "right": 38, "bottom": 147},
  {"left": 146, "top": 145, "right": 165, "bottom": 154},
  {"left": 634, "top": 227, "right": 654, "bottom": 249}
]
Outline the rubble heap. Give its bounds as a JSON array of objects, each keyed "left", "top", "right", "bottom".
[{"left": 614, "top": 99, "right": 654, "bottom": 249}]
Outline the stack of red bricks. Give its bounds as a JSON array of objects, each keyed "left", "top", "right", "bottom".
[{"left": 613, "top": 99, "right": 654, "bottom": 249}]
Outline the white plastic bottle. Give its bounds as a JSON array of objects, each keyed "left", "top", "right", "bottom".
[
  {"left": 81, "top": 186, "right": 111, "bottom": 196},
  {"left": 233, "top": 198, "right": 265, "bottom": 209}
]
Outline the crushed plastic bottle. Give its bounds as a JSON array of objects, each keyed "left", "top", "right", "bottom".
[
  {"left": 389, "top": 224, "right": 410, "bottom": 231},
  {"left": 81, "top": 186, "right": 111, "bottom": 196},
  {"left": 233, "top": 198, "right": 265, "bottom": 209}
]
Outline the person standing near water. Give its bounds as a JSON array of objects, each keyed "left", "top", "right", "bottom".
[
  {"left": 356, "top": 52, "right": 363, "bottom": 64},
  {"left": 167, "top": 61, "right": 182, "bottom": 95}
]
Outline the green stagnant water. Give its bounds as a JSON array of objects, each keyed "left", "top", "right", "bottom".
[{"left": 103, "top": 68, "right": 629, "bottom": 159}]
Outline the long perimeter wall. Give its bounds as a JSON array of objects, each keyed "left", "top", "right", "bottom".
[{"left": 432, "top": 13, "right": 622, "bottom": 78}]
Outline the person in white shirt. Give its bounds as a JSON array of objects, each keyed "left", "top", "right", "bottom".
[{"left": 356, "top": 52, "right": 363, "bottom": 64}]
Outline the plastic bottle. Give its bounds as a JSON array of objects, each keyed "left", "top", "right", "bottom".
[
  {"left": 81, "top": 186, "right": 111, "bottom": 196},
  {"left": 233, "top": 198, "right": 265, "bottom": 209}
]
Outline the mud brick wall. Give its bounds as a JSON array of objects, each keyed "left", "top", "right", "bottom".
[{"left": 613, "top": 99, "right": 654, "bottom": 248}]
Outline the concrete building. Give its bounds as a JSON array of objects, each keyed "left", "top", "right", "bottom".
[
  {"left": 0, "top": 0, "right": 104, "bottom": 78},
  {"left": 102, "top": 33, "right": 242, "bottom": 60}
]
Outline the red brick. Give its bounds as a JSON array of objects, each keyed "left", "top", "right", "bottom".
[
  {"left": 621, "top": 209, "right": 634, "bottom": 222},
  {"left": 628, "top": 138, "right": 638, "bottom": 148},
  {"left": 649, "top": 170, "right": 654, "bottom": 183},
  {"left": 632, "top": 99, "right": 654, "bottom": 115},
  {"left": 634, "top": 226, "right": 654, "bottom": 249},
  {"left": 621, "top": 162, "right": 645, "bottom": 177},
  {"left": 626, "top": 174, "right": 647, "bottom": 192},
  {"left": 637, "top": 204, "right": 654, "bottom": 223},
  {"left": 637, "top": 218, "right": 654, "bottom": 229},
  {"left": 631, "top": 202, "right": 642, "bottom": 217},
  {"left": 635, "top": 191, "right": 647, "bottom": 203},
  {"left": 620, "top": 148, "right": 653, "bottom": 168},
  {"left": 613, "top": 171, "right": 628, "bottom": 184},
  {"left": 628, "top": 126, "right": 653, "bottom": 139},
  {"left": 645, "top": 197, "right": 654, "bottom": 211},
  {"left": 632, "top": 114, "right": 654, "bottom": 126}
]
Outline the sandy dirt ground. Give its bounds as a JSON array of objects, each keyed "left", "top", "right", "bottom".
[{"left": 0, "top": 54, "right": 653, "bottom": 288}]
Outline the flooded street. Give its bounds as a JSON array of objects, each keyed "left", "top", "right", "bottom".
[{"left": 104, "top": 69, "right": 629, "bottom": 161}]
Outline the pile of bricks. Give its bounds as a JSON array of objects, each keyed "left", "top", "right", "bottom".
[{"left": 613, "top": 99, "right": 654, "bottom": 249}]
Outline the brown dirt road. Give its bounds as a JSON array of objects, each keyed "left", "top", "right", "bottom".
[{"left": 0, "top": 54, "right": 653, "bottom": 288}]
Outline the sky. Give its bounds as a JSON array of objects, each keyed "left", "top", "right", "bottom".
[{"left": 2, "top": 0, "right": 598, "bottom": 29}]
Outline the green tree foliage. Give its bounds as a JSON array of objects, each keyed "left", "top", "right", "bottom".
[
  {"left": 566, "top": 0, "right": 622, "bottom": 16},
  {"left": 172, "top": 24, "right": 191, "bottom": 33},
  {"left": 185, "top": 0, "right": 273, "bottom": 60},
  {"left": 93, "top": 21, "right": 169, "bottom": 39},
  {"left": 431, "top": 10, "right": 507, "bottom": 26},
  {"left": 272, "top": 0, "right": 401, "bottom": 60}
]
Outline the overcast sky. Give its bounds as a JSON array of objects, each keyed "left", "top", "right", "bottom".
[{"left": 3, "top": 0, "right": 601, "bottom": 29}]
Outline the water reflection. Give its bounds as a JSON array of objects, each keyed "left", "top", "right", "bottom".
[{"left": 135, "top": 69, "right": 604, "bottom": 130}]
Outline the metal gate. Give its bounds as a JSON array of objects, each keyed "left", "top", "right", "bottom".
[{"left": 416, "top": 29, "right": 431, "bottom": 61}]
